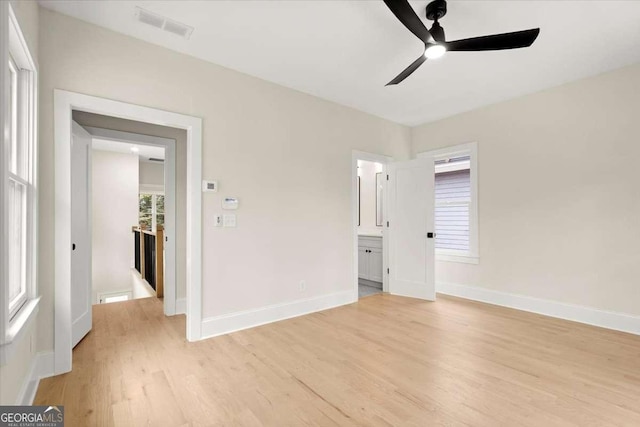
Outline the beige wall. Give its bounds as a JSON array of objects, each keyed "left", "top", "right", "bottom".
[
  {"left": 91, "top": 150, "right": 139, "bottom": 304},
  {"left": 139, "top": 161, "right": 164, "bottom": 190},
  {"left": 412, "top": 63, "right": 640, "bottom": 316},
  {"left": 36, "top": 8, "right": 410, "bottom": 351},
  {"left": 0, "top": 321, "right": 36, "bottom": 404},
  {"left": 73, "top": 111, "right": 187, "bottom": 302},
  {"left": 1, "top": 0, "right": 39, "bottom": 405},
  {"left": 9, "top": 0, "right": 38, "bottom": 61}
]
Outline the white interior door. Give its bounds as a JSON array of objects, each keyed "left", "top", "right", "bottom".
[
  {"left": 71, "top": 121, "right": 92, "bottom": 347},
  {"left": 387, "top": 158, "right": 435, "bottom": 300}
]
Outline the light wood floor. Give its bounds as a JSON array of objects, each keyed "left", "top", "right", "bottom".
[{"left": 35, "top": 294, "right": 640, "bottom": 426}]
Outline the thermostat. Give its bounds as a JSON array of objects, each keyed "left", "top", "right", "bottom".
[
  {"left": 222, "top": 197, "right": 239, "bottom": 210},
  {"left": 202, "top": 180, "right": 218, "bottom": 192}
]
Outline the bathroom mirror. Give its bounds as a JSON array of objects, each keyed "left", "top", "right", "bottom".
[
  {"left": 357, "top": 177, "right": 361, "bottom": 226},
  {"left": 376, "top": 172, "right": 383, "bottom": 226}
]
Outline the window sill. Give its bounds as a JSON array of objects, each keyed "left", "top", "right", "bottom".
[
  {"left": 436, "top": 253, "right": 479, "bottom": 264},
  {"left": 0, "top": 297, "right": 40, "bottom": 366}
]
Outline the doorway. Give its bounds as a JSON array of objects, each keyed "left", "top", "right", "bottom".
[
  {"left": 352, "top": 151, "right": 392, "bottom": 299},
  {"left": 352, "top": 150, "right": 437, "bottom": 303},
  {"left": 357, "top": 159, "right": 385, "bottom": 298},
  {"left": 69, "top": 115, "right": 178, "bottom": 347},
  {"left": 75, "top": 118, "right": 177, "bottom": 299},
  {"left": 54, "top": 90, "right": 203, "bottom": 375}
]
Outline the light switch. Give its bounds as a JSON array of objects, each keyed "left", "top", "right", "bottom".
[{"left": 223, "top": 214, "right": 236, "bottom": 227}]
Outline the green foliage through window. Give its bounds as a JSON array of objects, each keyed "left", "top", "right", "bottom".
[{"left": 139, "top": 193, "right": 164, "bottom": 230}]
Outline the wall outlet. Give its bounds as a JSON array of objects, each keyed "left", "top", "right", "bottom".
[{"left": 299, "top": 280, "right": 306, "bottom": 292}]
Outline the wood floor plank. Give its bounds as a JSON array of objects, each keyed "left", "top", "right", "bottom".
[{"left": 34, "top": 294, "right": 640, "bottom": 426}]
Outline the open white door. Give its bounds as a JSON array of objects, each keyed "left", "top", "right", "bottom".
[
  {"left": 71, "top": 121, "right": 92, "bottom": 347},
  {"left": 387, "top": 157, "right": 435, "bottom": 300}
]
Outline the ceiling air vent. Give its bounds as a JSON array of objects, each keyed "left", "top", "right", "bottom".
[
  {"left": 135, "top": 7, "right": 194, "bottom": 39},
  {"left": 148, "top": 158, "right": 164, "bottom": 163},
  {"left": 135, "top": 7, "right": 164, "bottom": 29},
  {"left": 163, "top": 19, "right": 193, "bottom": 38}
]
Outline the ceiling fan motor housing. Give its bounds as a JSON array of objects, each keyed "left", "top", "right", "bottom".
[
  {"left": 426, "top": 0, "right": 447, "bottom": 21},
  {"left": 429, "top": 21, "right": 445, "bottom": 42}
]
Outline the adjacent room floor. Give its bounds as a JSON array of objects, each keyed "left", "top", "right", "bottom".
[
  {"left": 35, "top": 295, "right": 640, "bottom": 426},
  {"left": 358, "top": 282, "right": 382, "bottom": 298}
]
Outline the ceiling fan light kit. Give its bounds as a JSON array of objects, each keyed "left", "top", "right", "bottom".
[
  {"left": 384, "top": 0, "right": 540, "bottom": 85},
  {"left": 425, "top": 44, "right": 446, "bottom": 59}
]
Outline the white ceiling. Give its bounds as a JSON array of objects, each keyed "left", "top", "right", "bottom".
[
  {"left": 41, "top": 1, "right": 640, "bottom": 126},
  {"left": 91, "top": 138, "right": 165, "bottom": 162}
]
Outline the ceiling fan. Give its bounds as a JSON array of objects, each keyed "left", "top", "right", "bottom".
[{"left": 384, "top": 0, "right": 540, "bottom": 85}]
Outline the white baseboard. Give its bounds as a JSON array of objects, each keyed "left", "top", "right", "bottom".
[
  {"left": 175, "top": 298, "right": 186, "bottom": 315},
  {"left": 437, "top": 282, "right": 640, "bottom": 335},
  {"left": 16, "top": 351, "right": 55, "bottom": 405},
  {"left": 201, "top": 291, "right": 355, "bottom": 340}
]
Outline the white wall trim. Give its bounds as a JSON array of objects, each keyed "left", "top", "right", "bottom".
[
  {"left": 175, "top": 298, "right": 186, "bottom": 315},
  {"left": 437, "top": 282, "right": 640, "bottom": 336},
  {"left": 139, "top": 183, "right": 164, "bottom": 194},
  {"left": 16, "top": 351, "right": 54, "bottom": 405},
  {"left": 54, "top": 90, "right": 202, "bottom": 375},
  {"left": 201, "top": 291, "right": 353, "bottom": 339},
  {"left": 352, "top": 151, "right": 393, "bottom": 298}
]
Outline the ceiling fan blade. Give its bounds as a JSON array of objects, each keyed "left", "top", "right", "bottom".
[
  {"left": 386, "top": 54, "right": 427, "bottom": 86},
  {"left": 384, "top": 0, "right": 435, "bottom": 44},
  {"left": 445, "top": 28, "right": 540, "bottom": 52}
]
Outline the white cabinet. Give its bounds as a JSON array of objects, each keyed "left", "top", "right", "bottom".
[
  {"left": 368, "top": 248, "right": 383, "bottom": 282},
  {"left": 358, "top": 236, "right": 383, "bottom": 283}
]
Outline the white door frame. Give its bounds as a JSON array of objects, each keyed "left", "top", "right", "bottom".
[
  {"left": 352, "top": 150, "right": 393, "bottom": 299},
  {"left": 54, "top": 90, "right": 202, "bottom": 375},
  {"left": 82, "top": 126, "right": 178, "bottom": 316}
]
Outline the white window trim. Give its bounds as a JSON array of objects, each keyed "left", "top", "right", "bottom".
[
  {"left": 0, "top": 3, "right": 39, "bottom": 365},
  {"left": 418, "top": 142, "right": 479, "bottom": 264}
]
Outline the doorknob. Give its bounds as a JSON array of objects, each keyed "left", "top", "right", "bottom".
[{"left": 72, "top": 243, "right": 76, "bottom": 250}]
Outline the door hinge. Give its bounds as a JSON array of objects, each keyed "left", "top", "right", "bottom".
[
  {"left": 387, "top": 268, "right": 389, "bottom": 274},
  {"left": 386, "top": 174, "right": 389, "bottom": 181},
  {"left": 387, "top": 221, "right": 389, "bottom": 227}
]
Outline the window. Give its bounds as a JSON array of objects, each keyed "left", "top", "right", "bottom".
[
  {"left": 6, "top": 35, "right": 36, "bottom": 320},
  {"left": 435, "top": 156, "right": 471, "bottom": 252},
  {"left": 8, "top": 55, "right": 28, "bottom": 318},
  {"left": 2, "top": 1, "right": 39, "bottom": 354},
  {"left": 419, "top": 142, "right": 478, "bottom": 264},
  {"left": 139, "top": 193, "right": 164, "bottom": 230}
]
